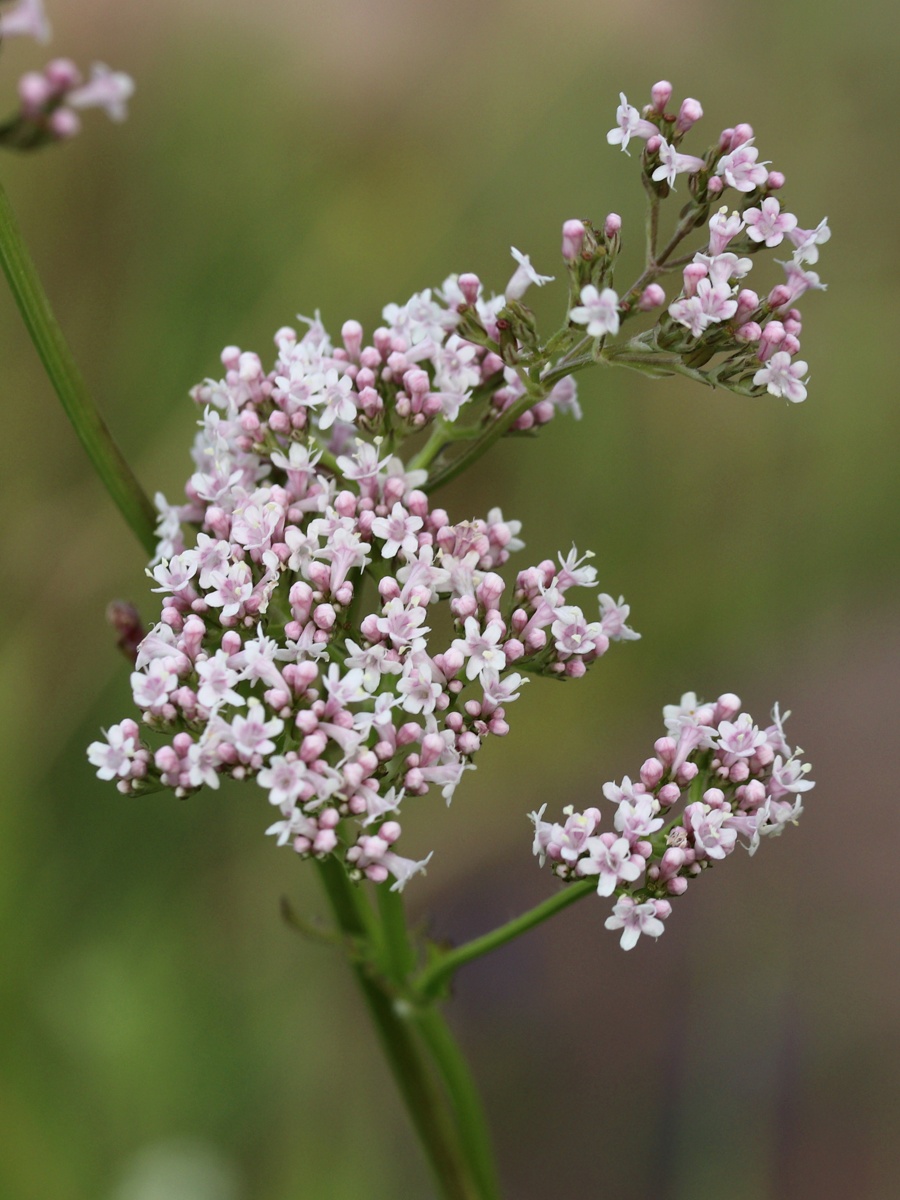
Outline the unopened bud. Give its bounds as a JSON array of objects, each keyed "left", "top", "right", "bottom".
[
  {"left": 675, "top": 98, "right": 703, "bottom": 133},
  {"left": 604, "top": 212, "right": 622, "bottom": 240},
  {"left": 561, "top": 219, "right": 585, "bottom": 261},
  {"left": 638, "top": 283, "right": 666, "bottom": 311},
  {"left": 458, "top": 273, "right": 481, "bottom": 305},
  {"left": 650, "top": 80, "right": 672, "bottom": 113}
]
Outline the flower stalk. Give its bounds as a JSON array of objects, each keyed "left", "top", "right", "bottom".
[{"left": 0, "top": 177, "right": 157, "bottom": 554}]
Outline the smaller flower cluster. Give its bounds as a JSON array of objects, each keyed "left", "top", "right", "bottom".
[
  {"left": 567, "top": 82, "right": 829, "bottom": 402},
  {"left": 0, "top": 0, "right": 133, "bottom": 150},
  {"left": 531, "top": 692, "right": 813, "bottom": 949}
]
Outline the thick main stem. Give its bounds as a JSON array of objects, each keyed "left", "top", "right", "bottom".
[
  {"left": 377, "top": 888, "right": 502, "bottom": 1200},
  {"left": 0, "top": 177, "right": 157, "bottom": 556},
  {"left": 314, "top": 860, "right": 485, "bottom": 1200}
]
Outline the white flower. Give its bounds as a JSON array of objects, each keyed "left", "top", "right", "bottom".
[
  {"left": 505, "top": 247, "right": 554, "bottom": 301},
  {"left": 87, "top": 723, "right": 138, "bottom": 780},
  {"left": 606, "top": 92, "right": 658, "bottom": 154},
  {"left": 651, "top": 138, "right": 706, "bottom": 189},
  {"left": 604, "top": 897, "right": 668, "bottom": 950},
  {"left": 68, "top": 64, "right": 135, "bottom": 122},
  {"left": 569, "top": 285, "right": 620, "bottom": 339}
]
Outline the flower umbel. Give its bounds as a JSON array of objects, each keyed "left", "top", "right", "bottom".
[{"left": 532, "top": 693, "right": 813, "bottom": 949}]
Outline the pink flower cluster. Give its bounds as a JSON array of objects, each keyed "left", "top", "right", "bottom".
[
  {"left": 600, "top": 82, "right": 829, "bottom": 402},
  {"left": 531, "top": 692, "right": 813, "bottom": 948},
  {"left": 88, "top": 293, "right": 638, "bottom": 890},
  {"left": 0, "top": 0, "right": 133, "bottom": 149}
]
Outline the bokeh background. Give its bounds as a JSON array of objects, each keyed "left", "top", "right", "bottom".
[{"left": 1, "top": 1, "right": 898, "bottom": 1197}]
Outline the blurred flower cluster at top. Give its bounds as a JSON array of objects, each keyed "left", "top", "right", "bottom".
[{"left": 0, "top": 0, "right": 133, "bottom": 149}]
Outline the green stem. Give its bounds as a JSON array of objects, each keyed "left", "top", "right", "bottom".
[
  {"left": 377, "top": 887, "right": 502, "bottom": 1200},
  {"left": 414, "top": 1007, "right": 502, "bottom": 1200},
  {"left": 0, "top": 177, "right": 157, "bottom": 556},
  {"left": 422, "top": 371, "right": 559, "bottom": 495},
  {"left": 376, "top": 883, "right": 417, "bottom": 983},
  {"left": 314, "top": 860, "right": 483, "bottom": 1200},
  {"left": 416, "top": 879, "right": 595, "bottom": 1000},
  {"left": 625, "top": 209, "right": 702, "bottom": 303}
]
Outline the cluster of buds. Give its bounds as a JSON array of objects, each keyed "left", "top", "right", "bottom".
[
  {"left": 531, "top": 693, "right": 813, "bottom": 948},
  {"left": 0, "top": 0, "right": 133, "bottom": 149},
  {"left": 88, "top": 289, "right": 639, "bottom": 890}
]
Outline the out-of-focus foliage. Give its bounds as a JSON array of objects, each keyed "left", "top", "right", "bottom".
[{"left": 1, "top": 1, "right": 897, "bottom": 1196}]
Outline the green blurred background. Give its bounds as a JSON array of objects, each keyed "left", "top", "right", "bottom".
[{"left": 1, "top": 1, "right": 898, "bottom": 1196}]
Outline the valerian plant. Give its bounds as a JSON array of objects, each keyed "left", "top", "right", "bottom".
[{"left": 1, "top": 13, "right": 823, "bottom": 1195}]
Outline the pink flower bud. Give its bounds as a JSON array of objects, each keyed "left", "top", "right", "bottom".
[
  {"left": 45, "top": 58, "right": 82, "bottom": 91},
  {"left": 654, "top": 736, "right": 676, "bottom": 765},
  {"left": 218, "top": 631, "right": 240, "bottom": 657},
  {"left": 682, "top": 262, "right": 708, "bottom": 298},
  {"left": 757, "top": 320, "right": 786, "bottom": 361},
  {"left": 730, "top": 123, "right": 754, "bottom": 149},
  {"left": 457, "top": 731, "right": 481, "bottom": 755},
  {"left": 300, "top": 731, "right": 328, "bottom": 763},
  {"left": 638, "top": 283, "right": 666, "bottom": 311},
  {"left": 458, "top": 273, "right": 480, "bottom": 305},
  {"left": 706, "top": 176, "right": 724, "bottom": 195},
  {"left": 341, "top": 319, "right": 363, "bottom": 359},
  {"left": 18, "top": 70, "right": 53, "bottom": 113},
  {"left": 503, "top": 638, "right": 525, "bottom": 662},
  {"left": 766, "top": 170, "right": 785, "bottom": 191},
  {"left": 658, "top": 783, "right": 681, "bottom": 806},
  {"left": 767, "top": 284, "right": 792, "bottom": 310},
  {"left": 561, "top": 219, "right": 586, "bottom": 261},
  {"left": 646, "top": 134, "right": 662, "bottom": 155},
  {"left": 735, "top": 322, "right": 761, "bottom": 344},
  {"left": 604, "top": 212, "right": 622, "bottom": 239},
  {"left": 782, "top": 333, "right": 801, "bottom": 356},
  {"left": 640, "top": 757, "right": 665, "bottom": 787},
  {"left": 676, "top": 761, "right": 699, "bottom": 786},
  {"left": 734, "top": 289, "right": 760, "bottom": 324},
  {"left": 676, "top": 98, "right": 703, "bottom": 133},
  {"left": 650, "top": 80, "right": 672, "bottom": 113}
]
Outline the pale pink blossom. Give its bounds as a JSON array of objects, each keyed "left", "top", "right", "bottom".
[
  {"left": 452, "top": 617, "right": 507, "bottom": 682},
  {"left": 753, "top": 351, "right": 809, "bottom": 403},
  {"left": 743, "top": 197, "right": 798, "bottom": 248},
  {"left": 651, "top": 138, "right": 706, "bottom": 188},
  {"left": 606, "top": 92, "right": 658, "bottom": 154},
  {"left": 707, "top": 208, "right": 744, "bottom": 255},
  {"left": 0, "top": 0, "right": 50, "bottom": 43},
  {"left": 788, "top": 218, "right": 831, "bottom": 265},
  {"left": 578, "top": 834, "right": 645, "bottom": 896},
  {"left": 67, "top": 63, "right": 135, "bottom": 122},
  {"left": 604, "top": 897, "right": 668, "bottom": 950},
  {"left": 88, "top": 722, "right": 139, "bottom": 780},
  {"left": 371, "top": 502, "right": 424, "bottom": 559},
  {"left": 716, "top": 140, "right": 769, "bottom": 192}
]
